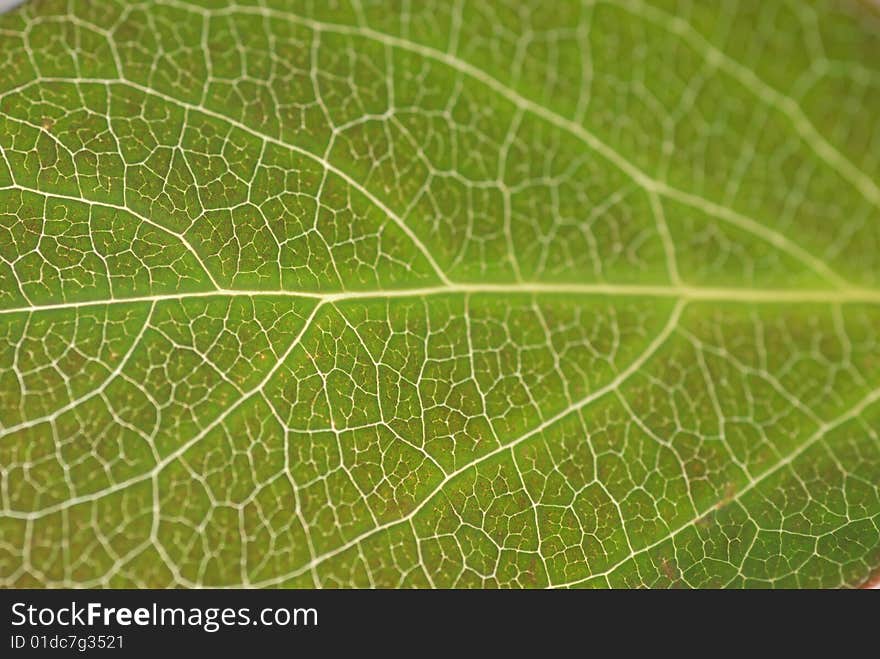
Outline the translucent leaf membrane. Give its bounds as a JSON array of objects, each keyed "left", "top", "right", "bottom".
[{"left": 0, "top": 0, "right": 878, "bottom": 588}]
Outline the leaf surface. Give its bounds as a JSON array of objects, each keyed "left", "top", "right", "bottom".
[{"left": 1, "top": 0, "right": 879, "bottom": 588}]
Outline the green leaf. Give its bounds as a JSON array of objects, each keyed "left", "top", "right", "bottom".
[{"left": 1, "top": 0, "right": 878, "bottom": 589}]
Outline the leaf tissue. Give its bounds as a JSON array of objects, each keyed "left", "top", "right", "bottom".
[{"left": 0, "top": 0, "right": 879, "bottom": 588}]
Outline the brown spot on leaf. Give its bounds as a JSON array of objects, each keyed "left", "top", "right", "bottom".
[
  {"left": 660, "top": 557, "right": 680, "bottom": 582},
  {"left": 860, "top": 566, "right": 880, "bottom": 589},
  {"left": 715, "top": 481, "right": 738, "bottom": 510}
]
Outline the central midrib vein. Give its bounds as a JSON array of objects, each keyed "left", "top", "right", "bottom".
[{"left": 2, "top": 282, "right": 880, "bottom": 317}]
